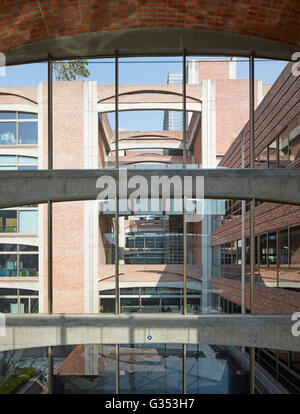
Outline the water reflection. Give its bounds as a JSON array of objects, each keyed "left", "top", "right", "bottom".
[{"left": 0, "top": 344, "right": 248, "bottom": 394}]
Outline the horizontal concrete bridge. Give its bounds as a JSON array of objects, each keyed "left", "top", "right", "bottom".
[
  {"left": 0, "top": 168, "right": 299, "bottom": 208},
  {"left": 0, "top": 314, "right": 299, "bottom": 352}
]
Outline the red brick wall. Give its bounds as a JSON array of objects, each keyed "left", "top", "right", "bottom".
[
  {"left": 1, "top": 1, "right": 298, "bottom": 52},
  {"left": 212, "top": 276, "right": 300, "bottom": 314},
  {"left": 220, "top": 62, "right": 299, "bottom": 168},
  {"left": 43, "top": 81, "right": 85, "bottom": 313}
]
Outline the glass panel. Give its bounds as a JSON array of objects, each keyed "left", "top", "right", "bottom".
[
  {"left": 0, "top": 298, "right": 17, "bottom": 313},
  {"left": 18, "top": 122, "right": 38, "bottom": 144},
  {"left": 268, "top": 232, "right": 277, "bottom": 265},
  {"left": 18, "top": 210, "right": 38, "bottom": 233},
  {"left": 18, "top": 156, "right": 38, "bottom": 165},
  {"left": 19, "top": 166, "right": 38, "bottom": 170},
  {"left": 20, "top": 298, "right": 29, "bottom": 313},
  {"left": 0, "top": 155, "right": 16, "bottom": 164},
  {"left": 290, "top": 226, "right": 300, "bottom": 266},
  {"left": 18, "top": 112, "right": 38, "bottom": 119},
  {"left": 0, "top": 210, "right": 17, "bottom": 233},
  {"left": 260, "top": 234, "right": 268, "bottom": 265},
  {"left": 19, "top": 254, "right": 38, "bottom": 277},
  {"left": 0, "top": 122, "right": 17, "bottom": 145},
  {"left": 279, "top": 127, "right": 289, "bottom": 168},
  {"left": 0, "top": 244, "right": 17, "bottom": 251},
  {"left": 268, "top": 139, "right": 278, "bottom": 168},
  {"left": 30, "top": 298, "right": 39, "bottom": 313},
  {"left": 19, "top": 289, "right": 38, "bottom": 295},
  {"left": 120, "top": 298, "right": 139, "bottom": 313},
  {"left": 0, "top": 288, "right": 17, "bottom": 295},
  {"left": 289, "top": 113, "right": 300, "bottom": 166},
  {"left": 260, "top": 146, "right": 268, "bottom": 168},
  {"left": 18, "top": 244, "right": 38, "bottom": 252},
  {"left": 0, "top": 254, "right": 17, "bottom": 276},
  {"left": 0, "top": 112, "right": 16, "bottom": 119},
  {"left": 279, "top": 229, "right": 289, "bottom": 265},
  {"left": 100, "top": 298, "right": 115, "bottom": 313}
]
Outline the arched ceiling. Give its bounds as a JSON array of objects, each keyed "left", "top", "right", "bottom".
[{"left": 0, "top": 0, "right": 299, "bottom": 65}]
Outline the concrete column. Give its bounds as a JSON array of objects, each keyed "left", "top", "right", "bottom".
[
  {"left": 37, "top": 82, "right": 45, "bottom": 313},
  {"left": 84, "top": 344, "right": 100, "bottom": 375},
  {"left": 201, "top": 79, "right": 217, "bottom": 313},
  {"left": 84, "top": 81, "right": 99, "bottom": 313}
]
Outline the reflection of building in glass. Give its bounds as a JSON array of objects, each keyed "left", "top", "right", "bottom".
[
  {"left": 0, "top": 59, "right": 299, "bottom": 394},
  {"left": 163, "top": 72, "right": 183, "bottom": 131}
]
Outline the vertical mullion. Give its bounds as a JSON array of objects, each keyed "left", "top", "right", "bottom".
[
  {"left": 249, "top": 52, "right": 256, "bottom": 395},
  {"left": 183, "top": 51, "right": 187, "bottom": 315},
  {"left": 47, "top": 55, "right": 54, "bottom": 395},
  {"left": 241, "top": 129, "right": 245, "bottom": 313},
  {"left": 115, "top": 51, "right": 120, "bottom": 315},
  {"left": 48, "top": 56, "right": 53, "bottom": 314},
  {"left": 182, "top": 343, "right": 187, "bottom": 394},
  {"left": 115, "top": 344, "right": 119, "bottom": 394}
]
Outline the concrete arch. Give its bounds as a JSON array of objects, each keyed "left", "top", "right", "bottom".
[
  {"left": 99, "top": 281, "right": 201, "bottom": 291},
  {"left": 0, "top": 314, "right": 299, "bottom": 352},
  {"left": 97, "top": 90, "right": 202, "bottom": 104},
  {"left": 0, "top": 92, "right": 38, "bottom": 105}
]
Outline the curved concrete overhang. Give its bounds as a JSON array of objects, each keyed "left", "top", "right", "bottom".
[
  {"left": 0, "top": 168, "right": 299, "bottom": 208},
  {"left": 97, "top": 90, "right": 202, "bottom": 104},
  {"left": 3, "top": 28, "right": 298, "bottom": 66},
  {"left": 0, "top": 314, "right": 299, "bottom": 352},
  {"left": 0, "top": 92, "right": 38, "bottom": 105}
]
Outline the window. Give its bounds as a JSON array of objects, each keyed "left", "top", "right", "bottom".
[
  {"left": 0, "top": 244, "right": 38, "bottom": 277},
  {"left": 290, "top": 226, "right": 300, "bottom": 266},
  {"left": 260, "top": 234, "right": 268, "bottom": 265},
  {"left": 260, "top": 146, "right": 268, "bottom": 168},
  {"left": 268, "top": 232, "right": 277, "bottom": 265},
  {"left": 268, "top": 139, "right": 278, "bottom": 168},
  {"left": 0, "top": 155, "right": 38, "bottom": 170},
  {"left": 0, "top": 208, "right": 38, "bottom": 233},
  {"left": 279, "top": 229, "right": 289, "bottom": 265},
  {"left": 0, "top": 288, "right": 39, "bottom": 313},
  {"left": 0, "top": 111, "right": 38, "bottom": 145},
  {"left": 289, "top": 114, "right": 300, "bottom": 166},
  {"left": 279, "top": 127, "right": 289, "bottom": 168}
]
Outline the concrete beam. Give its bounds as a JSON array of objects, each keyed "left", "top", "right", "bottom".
[
  {"left": 4, "top": 28, "right": 297, "bottom": 66},
  {"left": 0, "top": 314, "right": 299, "bottom": 352},
  {"left": 0, "top": 168, "right": 300, "bottom": 208}
]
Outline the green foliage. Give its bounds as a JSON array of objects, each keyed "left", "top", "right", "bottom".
[
  {"left": 53, "top": 59, "right": 90, "bottom": 81},
  {"left": 0, "top": 367, "right": 35, "bottom": 394}
]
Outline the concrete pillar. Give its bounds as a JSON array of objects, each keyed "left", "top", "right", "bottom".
[
  {"left": 201, "top": 79, "right": 217, "bottom": 313},
  {"left": 84, "top": 344, "right": 100, "bottom": 375},
  {"left": 83, "top": 81, "right": 99, "bottom": 313}
]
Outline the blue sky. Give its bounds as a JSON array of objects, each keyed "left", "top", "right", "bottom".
[{"left": 0, "top": 57, "right": 287, "bottom": 130}]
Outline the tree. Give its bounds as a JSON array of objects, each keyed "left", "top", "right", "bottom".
[{"left": 53, "top": 59, "right": 90, "bottom": 81}]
